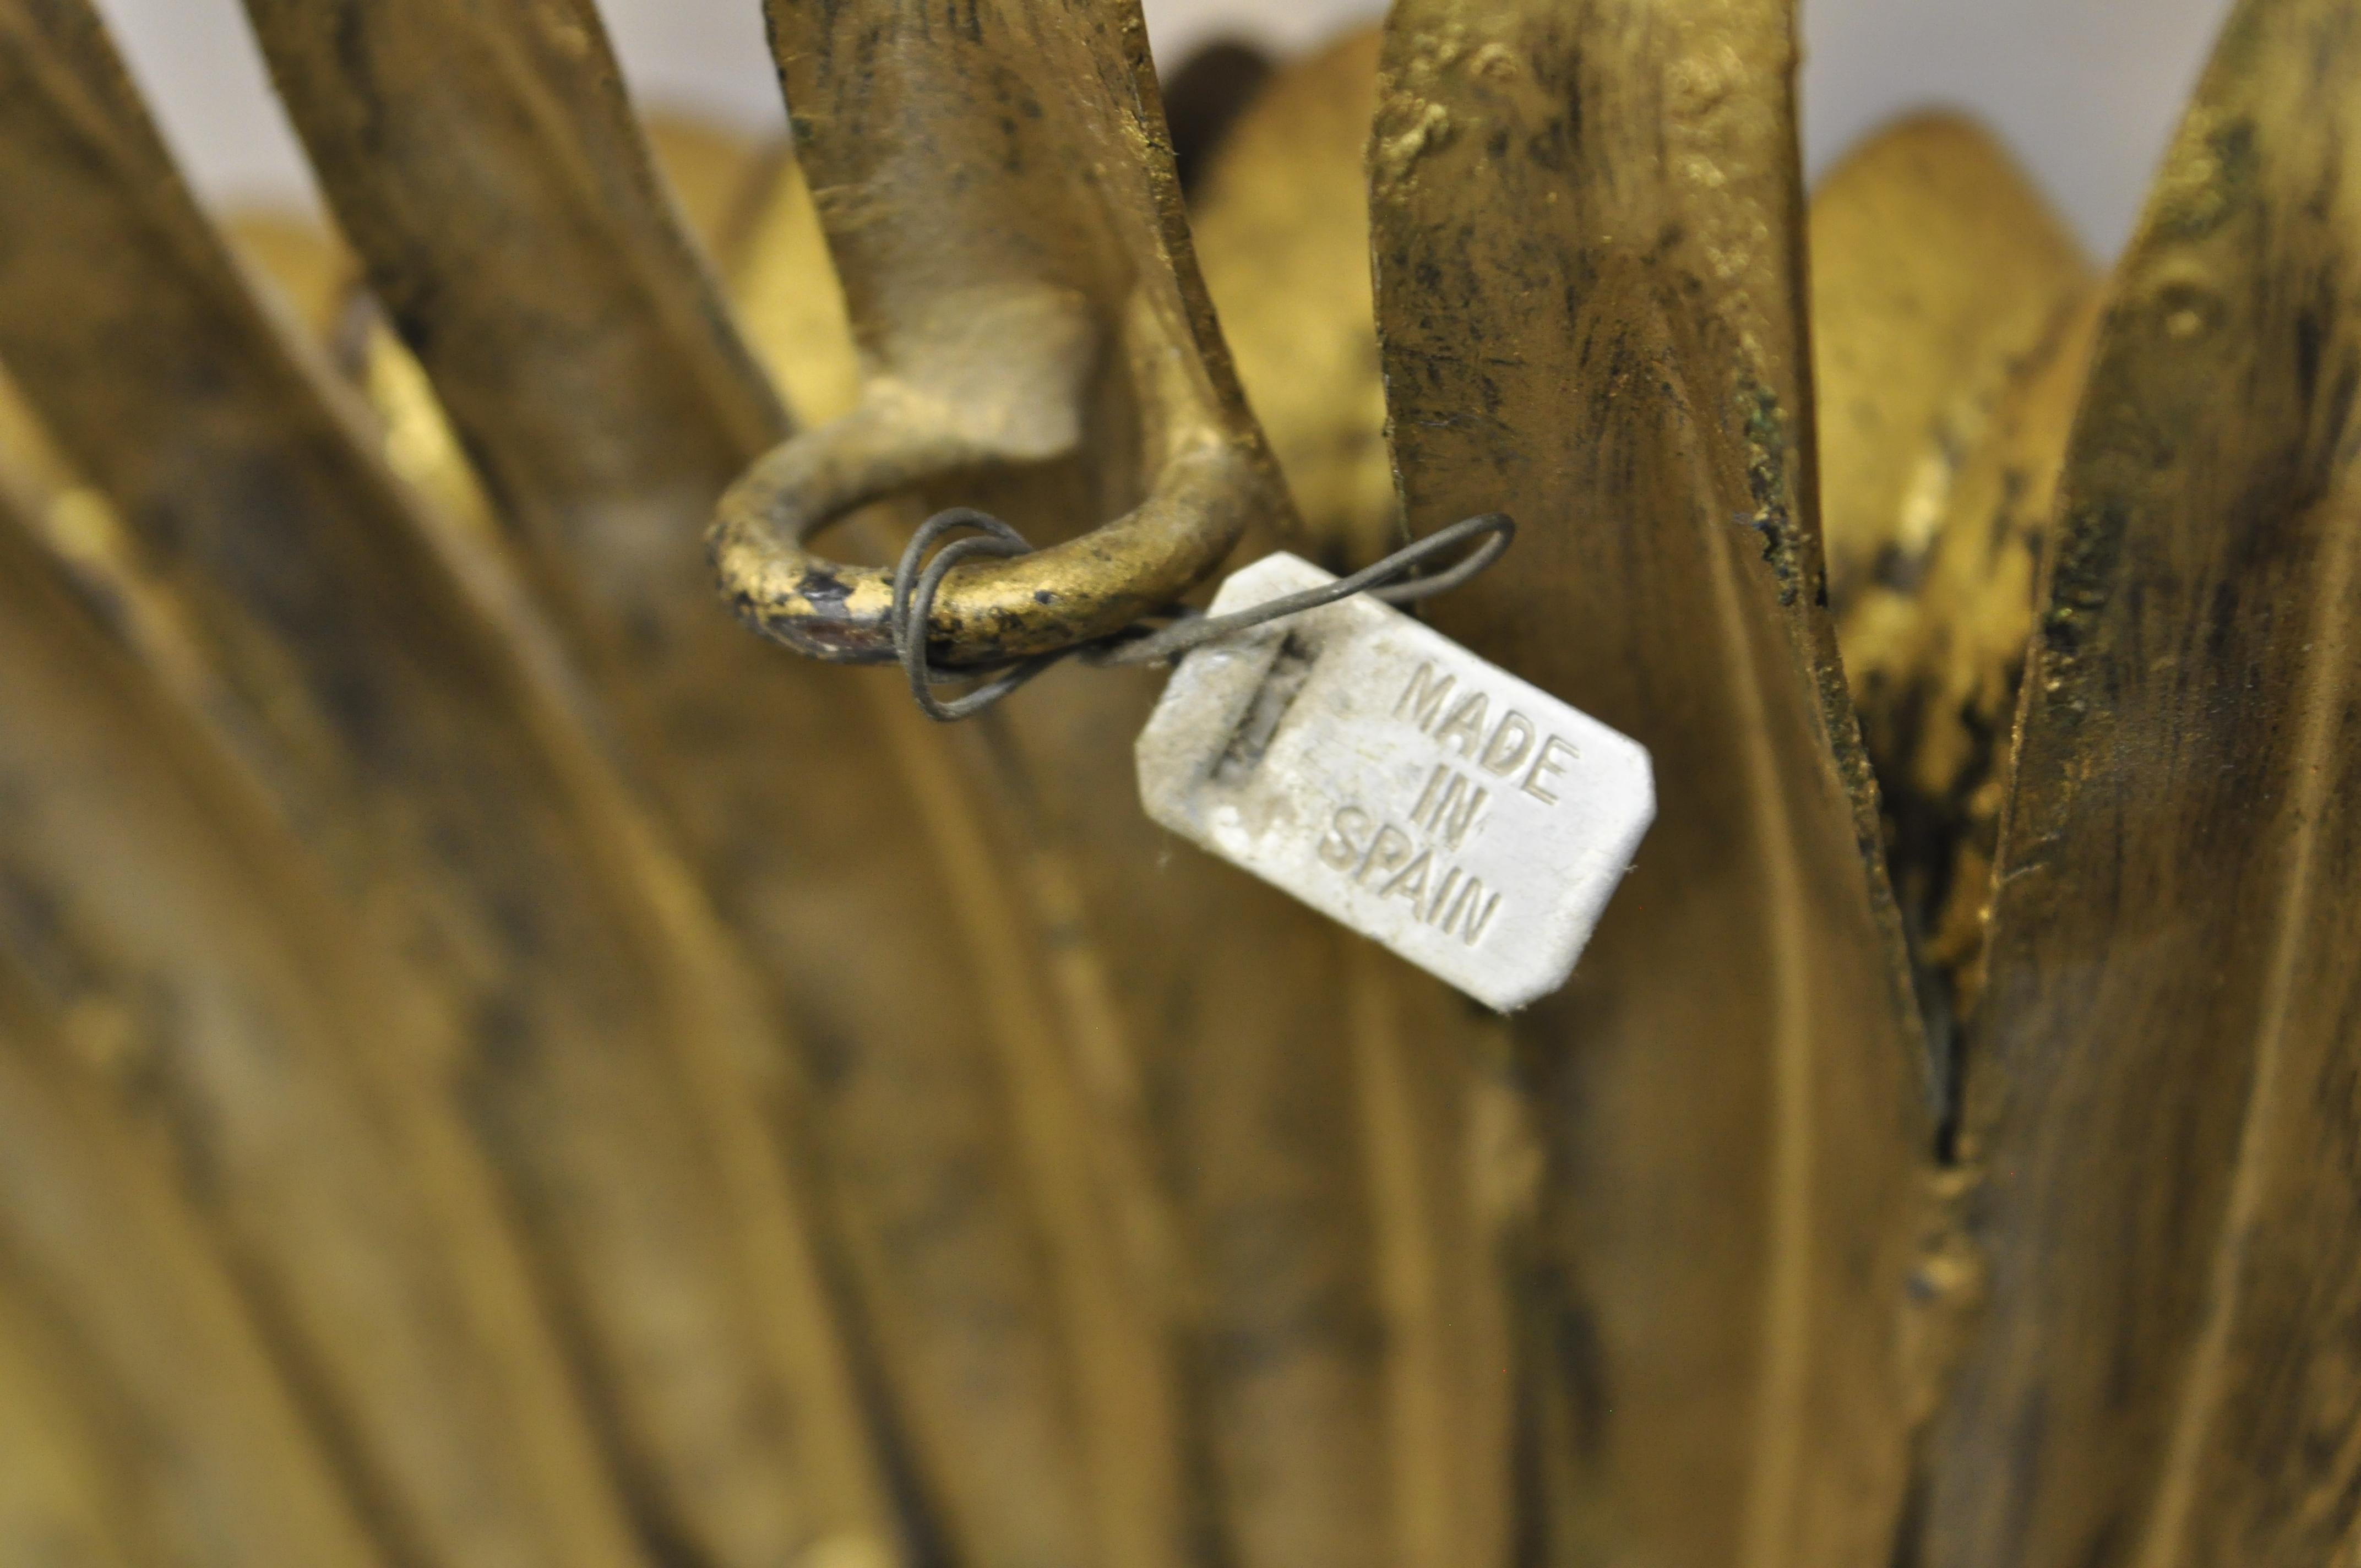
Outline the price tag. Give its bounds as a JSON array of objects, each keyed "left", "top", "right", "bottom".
[{"left": 1136, "top": 553, "right": 1655, "bottom": 1011}]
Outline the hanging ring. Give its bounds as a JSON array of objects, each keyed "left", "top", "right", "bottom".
[{"left": 709, "top": 403, "right": 1263, "bottom": 671}]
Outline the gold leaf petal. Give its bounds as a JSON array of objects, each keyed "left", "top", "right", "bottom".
[
  {"left": 243, "top": 0, "right": 1195, "bottom": 1558},
  {"left": 0, "top": 6, "right": 873, "bottom": 1561},
  {"left": 1929, "top": 3, "right": 2361, "bottom": 1564},
  {"left": 1370, "top": 3, "right": 1933, "bottom": 1563}
]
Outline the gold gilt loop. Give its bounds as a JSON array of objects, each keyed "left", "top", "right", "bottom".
[
  {"left": 711, "top": 0, "right": 1287, "bottom": 669},
  {"left": 711, "top": 403, "right": 1263, "bottom": 667}
]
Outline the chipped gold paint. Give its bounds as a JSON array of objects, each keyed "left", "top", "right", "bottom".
[{"left": 1808, "top": 115, "right": 2096, "bottom": 1033}]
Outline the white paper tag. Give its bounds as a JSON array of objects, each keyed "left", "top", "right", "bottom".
[{"left": 1136, "top": 553, "right": 1654, "bottom": 1012}]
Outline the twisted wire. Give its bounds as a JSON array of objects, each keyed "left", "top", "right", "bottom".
[{"left": 889, "top": 510, "right": 1515, "bottom": 722}]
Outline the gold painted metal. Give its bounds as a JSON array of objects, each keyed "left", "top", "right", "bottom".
[
  {"left": 0, "top": 965, "right": 385, "bottom": 1568},
  {"left": 735, "top": 111, "right": 1417, "bottom": 1568},
  {"left": 1810, "top": 117, "right": 2091, "bottom": 631},
  {"left": 642, "top": 116, "right": 772, "bottom": 252},
  {"left": 0, "top": 483, "right": 646, "bottom": 1568},
  {"left": 730, "top": 139, "right": 1276, "bottom": 1568},
  {"left": 1808, "top": 115, "right": 2098, "bottom": 1034},
  {"left": 761, "top": 24, "right": 1392, "bottom": 1566},
  {"left": 224, "top": 210, "right": 358, "bottom": 340},
  {"left": 723, "top": 148, "right": 866, "bottom": 427},
  {"left": 237, "top": 3, "right": 1180, "bottom": 1561},
  {"left": 219, "top": 211, "right": 513, "bottom": 550},
  {"left": 1925, "top": 4, "right": 2361, "bottom": 1566},
  {"left": 1886, "top": 298, "right": 2098, "bottom": 1028},
  {"left": 721, "top": 8, "right": 1460, "bottom": 1560},
  {"left": 1369, "top": 6, "right": 1934, "bottom": 1568},
  {"left": 0, "top": 7, "right": 886, "bottom": 1567},
  {"left": 708, "top": 0, "right": 1291, "bottom": 666},
  {"left": 964, "top": 660, "right": 1401, "bottom": 1568},
  {"left": 3, "top": 0, "right": 2358, "bottom": 1564}
]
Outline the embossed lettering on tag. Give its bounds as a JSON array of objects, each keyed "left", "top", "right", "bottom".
[{"left": 1136, "top": 553, "right": 1655, "bottom": 1012}]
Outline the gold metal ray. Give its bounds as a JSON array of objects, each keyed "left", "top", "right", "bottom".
[
  {"left": 224, "top": 210, "right": 358, "bottom": 342},
  {"left": 221, "top": 218, "right": 515, "bottom": 553},
  {"left": 0, "top": 484, "right": 645, "bottom": 1568},
  {"left": 1810, "top": 116, "right": 2091, "bottom": 636},
  {"left": 0, "top": 970, "right": 385, "bottom": 1568},
  {"left": 1807, "top": 115, "right": 2097, "bottom": 1035},
  {"left": 1369, "top": 4, "right": 1934, "bottom": 1566},
  {"left": 970, "top": 655, "right": 1402, "bottom": 1568},
  {"left": 722, "top": 148, "right": 864, "bottom": 427},
  {"left": 710, "top": 0, "right": 1292, "bottom": 666},
  {"left": 1925, "top": 3, "right": 2361, "bottom": 1565},
  {"left": 238, "top": 3, "right": 1184, "bottom": 1560},
  {"left": 0, "top": 6, "right": 887, "bottom": 1564},
  {"left": 1846, "top": 291, "right": 2101, "bottom": 1032}
]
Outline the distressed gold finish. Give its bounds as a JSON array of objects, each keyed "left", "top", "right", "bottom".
[
  {"left": 1808, "top": 116, "right": 2098, "bottom": 1036},
  {"left": 0, "top": 1275, "right": 143, "bottom": 1567},
  {"left": 708, "top": 0, "right": 1290, "bottom": 666},
  {"left": 0, "top": 486, "right": 644, "bottom": 1568},
  {"left": 0, "top": 6, "right": 886, "bottom": 1565},
  {"left": 1810, "top": 118, "right": 2091, "bottom": 632},
  {"left": 0, "top": 959, "right": 384, "bottom": 1568},
  {"left": 1926, "top": 4, "right": 2361, "bottom": 1566},
  {"left": 4, "top": 0, "right": 2360, "bottom": 1565},
  {"left": 1369, "top": 6, "right": 1932, "bottom": 1567}
]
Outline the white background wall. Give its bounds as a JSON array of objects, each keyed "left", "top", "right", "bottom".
[{"left": 89, "top": 0, "right": 2232, "bottom": 259}]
